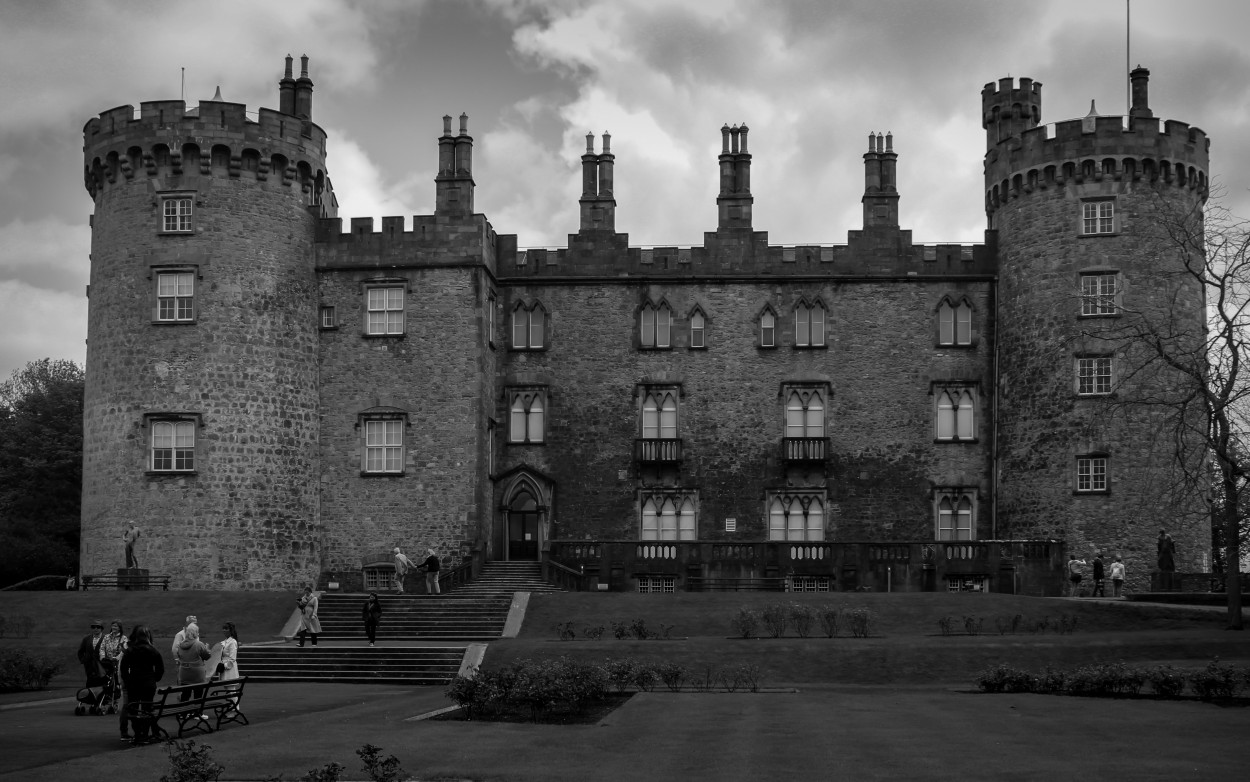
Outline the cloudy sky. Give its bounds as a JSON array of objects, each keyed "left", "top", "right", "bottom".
[{"left": 2, "top": 0, "right": 1248, "bottom": 380}]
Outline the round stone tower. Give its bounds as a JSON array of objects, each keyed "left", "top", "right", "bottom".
[
  {"left": 80, "top": 56, "right": 335, "bottom": 588},
  {"left": 985, "top": 68, "right": 1211, "bottom": 587}
]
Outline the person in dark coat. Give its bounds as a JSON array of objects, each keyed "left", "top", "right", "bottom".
[
  {"left": 1091, "top": 553, "right": 1106, "bottom": 597},
  {"left": 120, "top": 625, "right": 165, "bottom": 744},
  {"left": 362, "top": 592, "right": 383, "bottom": 647},
  {"left": 76, "top": 619, "right": 105, "bottom": 684},
  {"left": 422, "top": 548, "right": 441, "bottom": 595}
]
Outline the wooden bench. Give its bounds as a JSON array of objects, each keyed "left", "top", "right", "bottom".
[
  {"left": 131, "top": 677, "right": 249, "bottom": 739},
  {"left": 81, "top": 573, "right": 171, "bottom": 591}
]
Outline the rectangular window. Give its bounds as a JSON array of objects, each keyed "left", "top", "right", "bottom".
[
  {"left": 1081, "top": 201, "right": 1114, "bottom": 234},
  {"left": 637, "top": 575, "right": 676, "bottom": 593},
  {"left": 640, "top": 304, "right": 671, "bottom": 349},
  {"left": 767, "top": 493, "right": 825, "bottom": 541},
  {"left": 162, "top": 197, "right": 193, "bottom": 232},
  {"left": 508, "top": 389, "right": 546, "bottom": 444},
  {"left": 1077, "top": 357, "right": 1113, "bottom": 395},
  {"left": 156, "top": 271, "right": 195, "bottom": 322},
  {"left": 936, "top": 491, "right": 975, "bottom": 541},
  {"left": 366, "top": 287, "right": 405, "bottom": 335},
  {"left": 1077, "top": 456, "right": 1108, "bottom": 492},
  {"left": 795, "top": 304, "right": 825, "bottom": 347},
  {"left": 760, "top": 311, "right": 775, "bottom": 348},
  {"left": 511, "top": 305, "right": 545, "bottom": 349},
  {"left": 151, "top": 420, "right": 196, "bottom": 472},
  {"left": 487, "top": 295, "right": 496, "bottom": 348},
  {"left": 1080, "top": 273, "right": 1118, "bottom": 316},
  {"left": 938, "top": 301, "right": 973, "bottom": 346},
  {"left": 935, "top": 386, "right": 976, "bottom": 441},
  {"left": 690, "top": 312, "right": 705, "bottom": 349},
  {"left": 320, "top": 305, "right": 336, "bottom": 329},
  {"left": 364, "top": 419, "right": 404, "bottom": 473},
  {"left": 640, "top": 493, "right": 697, "bottom": 541},
  {"left": 787, "top": 576, "right": 831, "bottom": 592}
]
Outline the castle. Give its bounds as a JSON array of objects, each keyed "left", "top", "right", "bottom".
[{"left": 79, "top": 56, "right": 1211, "bottom": 593}]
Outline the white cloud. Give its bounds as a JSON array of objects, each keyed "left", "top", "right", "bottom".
[
  {"left": 323, "top": 130, "right": 431, "bottom": 227},
  {"left": 0, "top": 219, "right": 90, "bottom": 293},
  {"left": 0, "top": 282, "right": 86, "bottom": 380}
]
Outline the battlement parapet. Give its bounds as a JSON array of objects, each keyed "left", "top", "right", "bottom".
[
  {"left": 985, "top": 114, "right": 1209, "bottom": 216},
  {"left": 83, "top": 100, "right": 329, "bottom": 200},
  {"left": 314, "top": 215, "right": 994, "bottom": 279}
]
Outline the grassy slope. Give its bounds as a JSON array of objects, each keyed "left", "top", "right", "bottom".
[
  {"left": 486, "top": 591, "right": 1250, "bottom": 685},
  {"left": 0, "top": 590, "right": 294, "bottom": 690}
]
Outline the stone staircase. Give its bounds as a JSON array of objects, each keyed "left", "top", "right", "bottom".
[
  {"left": 236, "top": 645, "right": 467, "bottom": 685},
  {"left": 235, "top": 560, "right": 561, "bottom": 684}
]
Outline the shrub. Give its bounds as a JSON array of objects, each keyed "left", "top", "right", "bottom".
[
  {"left": 760, "top": 603, "right": 788, "bottom": 638},
  {"left": 730, "top": 607, "right": 760, "bottom": 639},
  {"left": 553, "top": 622, "right": 575, "bottom": 641},
  {"left": 629, "top": 618, "right": 653, "bottom": 640},
  {"left": 656, "top": 662, "right": 687, "bottom": 692},
  {"left": 1189, "top": 658, "right": 1244, "bottom": 700},
  {"left": 789, "top": 603, "right": 815, "bottom": 638},
  {"left": 1036, "top": 666, "right": 1066, "bottom": 694},
  {"left": 1057, "top": 615, "right": 1079, "bottom": 635},
  {"left": 732, "top": 663, "right": 762, "bottom": 693},
  {"left": 963, "top": 616, "right": 983, "bottom": 636},
  {"left": 583, "top": 624, "right": 604, "bottom": 640},
  {"left": 975, "top": 663, "right": 1034, "bottom": 693},
  {"left": 1147, "top": 666, "right": 1186, "bottom": 698},
  {"left": 994, "top": 614, "right": 1024, "bottom": 635},
  {"left": 658, "top": 623, "right": 676, "bottom": 640},
  {"left": 0, "top": 648, "right": 63, "bottom": 692},
  {"left": 611, "top": 621, "right": 630, "bottom": 640},
  {"left": 357, "top": 744, "right": 405, "bottom": 782},
  {"left": 817, "top": 605, "right": 843, "bottom": 638},
  {"left": 298, "top": 763, "right": 344, "bottom": 782},
  {"left": 633, "top": 663, "right": 658, "bottom": 692},
  {"left": 847, "top": 607, "right": 874, "bottom": 638},
  {"left": 603, "top": 658, "right": 638, "bottom": 693},
  {"left": 161, "top": 740, "right": 225, "bottom": 782},
  {"left": 692, "top": 663, "right": 719, "bottom": 692},
  {"left": 937, "top": 616, "right": 955, "bottom": 637}
]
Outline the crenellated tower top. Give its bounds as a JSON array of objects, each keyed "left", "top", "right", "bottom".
[
  {"left": 983, "top": 68, "right": 1208, "bottom": 223},
  {"left": 83, "top": 57, "right": 333, "bottom": 214}
]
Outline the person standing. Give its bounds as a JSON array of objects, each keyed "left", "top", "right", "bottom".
[
  {"left": 393, "top": 547, "right": 415, "bottom": 594},
  {"left": 171, "top": 615, "right": 198, "bottom": 657},
  {"left": 120, "top": 625, "right": 164, "bottom": 745},
  {"left": 362, "top": 592, "right": 382, "bottom": 647},
  {"left": 1091, "top": 553, "right": 1106, "bottom": 597},
  {"left": 296, "top": 587, "right": 321, "bottom": 647},
  {"left": 1110, "top": 556, "right": 1126, "bottom": 598},
  {"left": 422, "top": 548, "right": 441, "bottom": 595},
  {"left": 77, "top": 619, "right": 105, "bottom": 684},
  {"left": 98, "top": 620, "right": 127, "bottom": 678},
  {"left": 217, "top": 622, "right": 240, "bottom": 681},
  {"left": 123, "top": 523, "right": 141, "bottom": 569},
  {"left": 1157, "top": 530, "right": 1177, "bottom": 572},
  {"left": 1067, "top": 554, "right": 1087, "bottom": 597},
  {"left": 174, "top": 624, "right": 212, "bottom": 700}
]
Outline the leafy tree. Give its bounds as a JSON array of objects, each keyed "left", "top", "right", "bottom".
[{"left": 0, "top": 358, "right": 84, "bottom": 587}]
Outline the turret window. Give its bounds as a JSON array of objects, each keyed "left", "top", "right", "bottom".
[
  {"left": 1081, "top": 201, "right": 1115, "bottom": 235},
  {"left": 1079, "top": 273, "right": 1119, "bottom": 316},
  {"left": 150, "top": 420, "right": 196, "bottom": 472},
  {"left": 155, "top": 271, "right": 195, "bottom": 322},
  {"left": 161, "top": 196, "right": 193, "bottom": 233}
]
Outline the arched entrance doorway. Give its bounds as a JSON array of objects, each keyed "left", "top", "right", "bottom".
[{"left": 508, "top": 490, "right": 540, "bottom": 561}]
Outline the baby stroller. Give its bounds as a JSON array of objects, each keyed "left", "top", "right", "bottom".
[{"left": 74, "top": 663, "right": 120, "bottom": 716}]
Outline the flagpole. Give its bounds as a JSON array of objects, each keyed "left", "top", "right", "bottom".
[{"left": 1126, "top": 0, "right": 1131, "bottom": 113}]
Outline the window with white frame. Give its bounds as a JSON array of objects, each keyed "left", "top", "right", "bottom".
[
  {"left": 640, "top": 493, "right": 697, "bottom": 540},
  {"left": 760, "top": 309, "right": 776, "bottom": 348},
  {"left": 320, "top": 305, "right": 336, "bottom": 329},
  {"left": 150, "top": 418, "right": 196, "bottom": 472},
  {"left": 1076, "top": 456, "right": 1108, "bottom": 492},
  {"left": 690, "top": 310, "right": 706, "bottom": 349},
  {"left": 794, "top": 301, "right": 826, "bottom": 347},
  {"left": 767, "top": 493, "right": 825, "bottom": 541},
  {"left": 365, "top": 286, "right": 405, "bottom": 335},
  {"left": 156, "top": 271, "right": 195, "bottom": 322},
  {"left": 511, "top": 302, "right": 546, "bottom": 349},
  {"left": 935, "top": 490, "right": 975, "bottom": 541},
  {"left": 642, "top": 390, "right": 678, "bottom": 440},
  {"left": 1076, "top": 356, "right": 1113, "bottom": 395},
  {"left": 363, "top": 418, "right": 405, "bottom": 474},
  {"left": 934, "top": 385, "right": 976, "bottom": 441},
  {"left": 161, "top": 196, "right": 193, "bottom": 233},
  {"left": 637, "top": 575, "right": 676, "bottom": 593},
  {"left": 937, "top": 299, "right": 972, "bottom": 345},
  {"left": 1079, "top": 273, "right": 1119, "bottom": 316},
  {"left": 508, "top": 388, "right": 546, "bottom": 444},
  {"left": 785, "top": 389, "right": 825, "bottom": 438},
  {"left": 640, "top": 302, "right": 672, "bottom": 349},
  {"left": 1081, "top": 201, "right": 1114, "bottom": 234}
]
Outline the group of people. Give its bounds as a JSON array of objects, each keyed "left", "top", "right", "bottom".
[
  {"left": 392, "top": 547, "right": 441, "bottom": 595},
  {"left": 77, "top": 615, "right": 239, "bottom": 744},
  {"left": 1066, "top": 530, "right": 1178, "bottom": 599}
]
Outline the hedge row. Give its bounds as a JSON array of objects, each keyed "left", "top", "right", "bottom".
[{"left": 976, "top": 658, "right": 1249, "bottom": 699}]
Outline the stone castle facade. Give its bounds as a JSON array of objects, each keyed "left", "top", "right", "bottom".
[{"left": 79, "top": 57, "right": 1211, "bottom": 592}]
